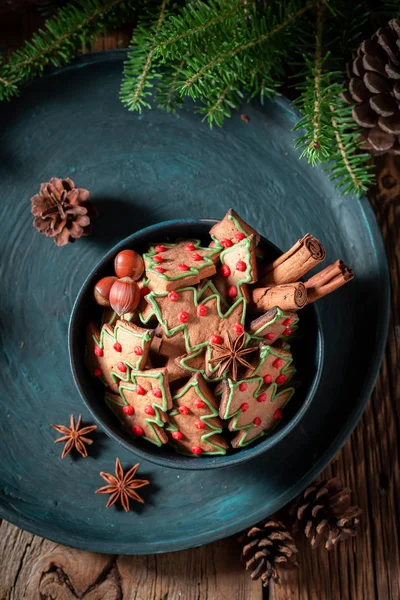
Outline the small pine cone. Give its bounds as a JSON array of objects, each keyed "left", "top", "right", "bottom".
[
  {"left": 290, "top": 477, "right": 362, "bottom": 550},
  {"left": 31, "top": 177, "right": 97, "bottom": 247},
  {"left": 241, "top": 520, "right": 298, "bottom": 588},
  {"left": 342, "top": 19, "right": 400, "bottom": 156}
]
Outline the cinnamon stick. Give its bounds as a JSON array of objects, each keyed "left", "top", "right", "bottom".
[
  {"left": 305, "top": 260, "right": 354, "bottom": 303},
  {"left": 252, "top": 282, "right": 308, "bottom": 312},
  {"left": 260, "top": 234, "right": 326, "bottom": 285}
]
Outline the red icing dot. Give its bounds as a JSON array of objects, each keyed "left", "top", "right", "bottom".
[
  {"left": 178, "top": 263, "right": 190, "bottom": 271},
  {"left": 227, "top": 285, "right": 238, "bottom": 298},
  {"left": 185, "top": 243, "right": 195, "bottom": 251},
  {"left": 168, "top": 291, "right": 178, "bottom": 302},
  {"left": 191, "top": 446, "right": 203, "bottom": 455},
  {"left": 195, "top": 420, "right": 205, "bottom": 430},
  {"left": 283, "top": 317, "right": 294, "bottom": 326},
  {"left": 235, "top": 232, "right": 246, "bottom": 241},
  {"left": 144, "top": 405, "right": 155, "bottom": 416},
  {"left": 276, "top": 374, "right": 287, "bottom": 385},
  {"left": 113, "top": 342, "right": 122, "bottom": 352},
  {"left": 253, "top": 417, "right": 262, "bottom": 427},
  {"left": 141, "top": 286, "right": 150, "bottom": 296},
  {"left": 172, "top": 431, "right": 183, "bottom": 441},
  {"left": 233, "top": 322, "right": 244, "bottom": 335},
  {"left": 196, "top": 304, "right": 207, "bottom": 317},
  {"left": 220, "top": 265, "right": 231, "bottom": 277},
  {"left": 153, "top": 255, "right": 163, "bottom": 263},
  {"left": 263, "top": 374, "right": 273, "bottom": 385},
  {"left": 136, "top": 384, "right": 146, "bottom": 395},
  {"left": 94, "top": 368, "right": 102, "bottom": 377},
  {"left": 236, "top": 260, "right": 246, "bottom": 272},
  {"left": 155, "top": 245, "right": 165, "bottom": 252},
  {"left": 179, "top": 405, "right": 190, "bottom": 415},
  {"left": 154, "top": 266, "right": 165, "bottom": 274},
  {"left": 239, "top": 382, "right": 248, "bottom": 392},
  {"left": 265, "top": 332, "right": 275, "bottom": 341},
  {"left": 134, "top": 346, "right": 143, "bottom": 356},
  {"left": 273, "top": 358, "right": 284, "bottom": 369},
  {"left": 210, "top": 334, "right": 222, "bottom": 344},
  {"left": 273, "top": 408, "right": 283, "bottom": 420},
  {"left": 132, "top": 425, "right": 144, "bottom": 436},
  {"left": 220, "top": 238, "right": 233, "bottom": 248},
  {"left": 117, "top": 361, "right": 127, "bottom": 373},
  {"left": 94, "top": 346, "right": 103, "bottom": 357},
  {"left": 257, "top": 393, "right": 267, "bottom": 403},
  {"left": 194, "top": 399, "right": 205, "bottom": 408},
  {"left": 152, "top": 388, "right": 162, "bottom": 398},
  {"left": 123, "top": 405, "right": 134, "bottom": 415},
  {"left": 192, "top": 253, "right": 202, "bottom": 261},
  {"left": 241, "top": 402, "right": 249, "bottom": 412},
  {"left": 178, "top": 311, "right": 189, "bottom": 323},
  {"left": 283, "top": 328, "right": 293, "bottom": 336}
]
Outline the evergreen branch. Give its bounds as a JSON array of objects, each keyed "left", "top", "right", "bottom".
[
  {"left": 0, "top": 0, "right": 133, "bottom": 102},
  {"left": 312, "top": 2, "right": 324, "bottom": 150},
  {"left": 207, "top": 84, "right": 231, "bottom": 119},
  {"left": 329, "top": 104, "right": 363, "bottom": 191},
  {"left": 181, "top": 1, "right": 317, "bottom": 91}
]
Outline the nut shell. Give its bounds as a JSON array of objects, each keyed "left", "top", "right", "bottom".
[
  {"left": 94, "top": 276, "right": 118, "bottom": 307},
  {"left": 114, "top": 249, "right": 144, "bottom": 280},
  {"left": 109, "top": 277, "right": 140, "bottom": 315}
]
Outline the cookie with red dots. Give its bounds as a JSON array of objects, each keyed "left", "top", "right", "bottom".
[
  {"left": 209, "top": 208, "right": 260, "bottom": 246},
  {"left": 143, "top": 240, "right": 220, "bottom": 292},
  {"left": 244, "top": 343, "right": 296, "bottom": 386},
  {"left": 220, "top": 377, "right": 295, "bottom": 447},
  {"left": 213, "top": 234, "right": 258, "bottom": 302},
  {"left": 166, "top": 373, "right": 228, "bottom": 456},
  {"left": 104, "top": 368, "right": 172, "bottom": 446},
  {"left": 86, "top": 320, "right": 154, "bottom": 393},
  {"left": 249, "top": 306, "right": 299, "bottom": 344}
]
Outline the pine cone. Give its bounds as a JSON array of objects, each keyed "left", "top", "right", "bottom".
[
  {"left": 290, "top": 477, "right": 362, "bottom": 550},
  {"left": 343, "top": 18, "right": 400, "bottom": 156},
  {"left": 31, "top": 177, "right": 97, "bottom": 247},
  {"left": 241, "top": 520, "right": 298, "bottom": 588}
]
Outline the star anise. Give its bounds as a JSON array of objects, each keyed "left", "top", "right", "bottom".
[
  {"left": 95, "top": 458, "right": 149, "bottom": 512},
  {"left": 51, "top": 414, "right": 97, "bottom": 458},
  {"left": 209, "top": 331, "right": 258, "bottom": 381}
]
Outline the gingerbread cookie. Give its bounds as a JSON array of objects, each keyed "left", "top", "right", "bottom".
[
  {"left": 249, "top": 307, "right": 299, "bottom": 344},
  {"left": 104, "top": 367, "right": 172, "bottom": 446},
  {"left": 245, "top": 343, "right": 296, "bottom": 386},
  {"left": 143, "top": 240, "right": 220, "bottom": 292},
  {"left": 220, "top": 378, "right": 294, "bottom": 447},
  {"left": 86, "top": 320, "right": 154, "bottom": 393},
  {"left": 150, "top": 329, "right": 188, "bottom": 382},
  {"left": 209, "top": 208, "right": 260, "bottom": 246},
  {"left": 166, "top": 373, "right": 228, "bottom": 456},
  {"left": 213, "top": 234, "right": 258, "bottom": 303}
]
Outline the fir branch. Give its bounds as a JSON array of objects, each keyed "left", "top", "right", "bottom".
[
  {"left": 0, "top": 0, "right": 134, "bottom": 102},
  {"left": 312, "top": 2, "right": 324, "bottom": 151}
]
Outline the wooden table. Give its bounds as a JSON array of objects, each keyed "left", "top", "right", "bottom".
[{"left": 1, "top": 10, "right": 399, "bottom": 600}]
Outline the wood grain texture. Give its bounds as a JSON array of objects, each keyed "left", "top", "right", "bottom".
[{"left": 0, "top": 7, "right": 399, "bottom": 600}]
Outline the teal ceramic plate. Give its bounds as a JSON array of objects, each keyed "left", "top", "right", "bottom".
[{"left": 0, "top": 51, "right": 389, "bottom": 554}]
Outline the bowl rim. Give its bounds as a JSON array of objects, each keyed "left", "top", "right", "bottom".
[{"left": 68, "top": 218, "right": 324, "bottom": 470}]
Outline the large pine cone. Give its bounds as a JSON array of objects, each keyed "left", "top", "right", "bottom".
[
  {"left": 241, "top": 520, "right": 298, "bottom": 588},
  {"left": 290, "top": 478, "right": 362, "bottom": 550},
  {"left": 31, "top": 177, "right": 97, "bottom": 246},
  {"left": 343, "top": 19, "right": 400, "bottom": 155}
]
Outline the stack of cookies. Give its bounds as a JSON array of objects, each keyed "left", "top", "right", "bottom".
[{"left": 86, "top": 209, "right": 354, "bottom": 456}]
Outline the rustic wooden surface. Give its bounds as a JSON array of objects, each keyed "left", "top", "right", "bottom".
[{"left": 0, "top": 8, "right": 399, "bottom": 600}]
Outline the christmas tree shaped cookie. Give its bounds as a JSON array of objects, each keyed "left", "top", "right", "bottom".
[
  {"left": 247, "top": 343, "right": 296, "bottom": 387},
  {"left": 220, "top": 377, "right": 295, "bottom": 447},
  {"left": 145, "top": 285, "right": 247, "bottom": 353},
  {"left": 249, "top": 306, "right": 299, "bottom": 344},
  {"left": 86, "top": 320, "right": 154, "bottom": 393},
  {"left": 166, "top": 373, "right": 228, "bottom": 456},
  {"left": 150, "top": 329, "right": 188, "bottom": 382},
  {"left": 143, "top": 240, "right": 220, "bottom": 292},
  {"left": 105, "top": 368, "right": 172, "bottom": 446},
  {"left": 213, "top": 234, "right": 258, "bottom": 302},
  {"left": 209, "top": 208, "right": 260, "bottom": 246}
]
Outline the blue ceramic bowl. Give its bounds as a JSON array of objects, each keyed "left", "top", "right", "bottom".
[{"left": 69, "top": 219, "right": 324, "bottom": 470}]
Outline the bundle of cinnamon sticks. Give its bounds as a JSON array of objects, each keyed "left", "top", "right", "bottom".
[{"left": 252, "top": 234, "right": 354, "bottom": 312}]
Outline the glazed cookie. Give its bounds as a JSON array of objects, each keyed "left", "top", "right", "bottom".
[
  {"left": 143, "top": 240, "right": 220, "bottom": 292},
  {"left": 244, "top": 343, "right": 296, "bottom": 386},
  {"left": 86, "top": 320, "right": 154, "bottom": 393},
  {"left": 209, "top": 208, "right": 260, "bottom": 246},
  {"left": 213, "top": 234, "right": 258, "bottom": 302},
  {"left": 105, "top": 367, "right": 172, "bottom": 446},
  {"left": 166, "top": 373, "right": 228, "bottom": 456},
  {"left": 249, "top": 307, "right": 299, "bottom": 344}
]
